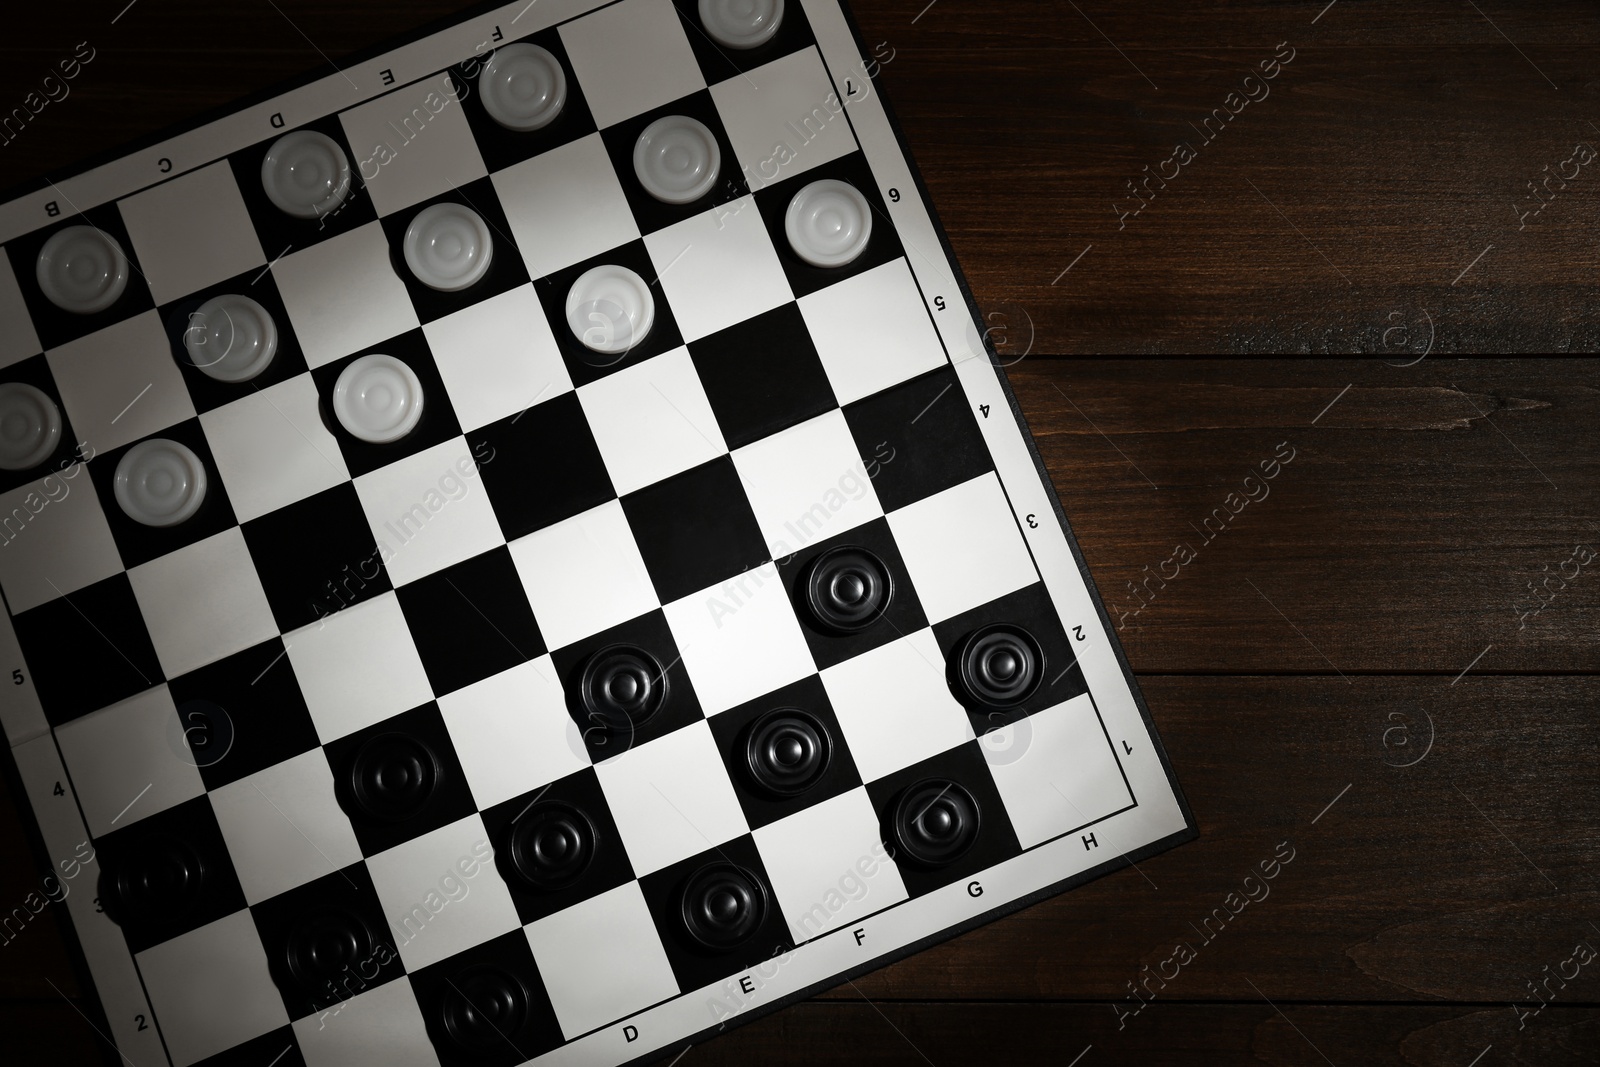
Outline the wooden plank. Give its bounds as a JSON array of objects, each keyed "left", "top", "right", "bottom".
[
  {"left": 1003, "top": 360, "right": 1600, "bottom": 673},
  {"left": 692, "top": 1002, "right": 1598, "bottom": 1066}
]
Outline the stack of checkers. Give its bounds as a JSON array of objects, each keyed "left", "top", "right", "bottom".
[{"left": 0, "top": 1, "right": 1180, "bottom": 1065}]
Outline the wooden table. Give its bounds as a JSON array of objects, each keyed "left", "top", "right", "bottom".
[{"left": 2, "top": 3, "right": 1598, "bottom": 1064}]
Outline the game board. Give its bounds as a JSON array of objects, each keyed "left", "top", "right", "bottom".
[{"left": 0, "top": 1, "right": 1194, "bottom": 1064}]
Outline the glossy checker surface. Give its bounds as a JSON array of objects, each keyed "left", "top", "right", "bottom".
[{"left": 0, "top": 2, "right": 1191, "bottom": 1066}]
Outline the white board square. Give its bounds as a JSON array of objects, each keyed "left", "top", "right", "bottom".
[
  {"left": 507, "top": 500, "right": 657, "bottom": 651},
  {"left": 643, "top": 198, "right": 791, "bottom": 342},
  {"left": 273, "top": 222, "right": 419, "bottom": 369},
  {"left": 284, "top": 591, "right": 434, "bottom": 743},
  {"left": 709, "top": 48, "right": 857, "bottom": 191},
  {"left": 886, "top": 472, "right": 1037, "bottom": 623},
  {"left": 208, "top": 749, "right": 364, "bottom": 905},
  {"left": 578, "top": 347, "right": 725, "bottom": 496},
  {"left": 137, "top": 910, "right": 288, "bottom": 1067},
  {"left": 491, "top": 133, "right": 640, "bottom": 281},
  {"left": 559, "top": 0, "right": 704, "bottom": 128},
  {"left": 423, "top": 284, "right": 572, "bottom": 432},
  {"left": 437, "top": 657, "right": 588, "bottom": 810},
  {"left": 820, "top": 629, "right": 973, "bottom": 783},
  {"left": 338, "top": 73, "right": 487, "bottom": 216},
  {"left": 352, "top": 437, "right": 504, "bottom": 587},
  {"left": 0, "top": 468, "right": 122, "bottom": 613},
  {"left": 200, "top": 373, "right": 350, "bottom": 523},
  {"left": 117, "top": 161, "right": 266, "bottom": 303},
  {"left": 0, "top": 251, "right": 41, "bottom": 368},
  {"left": 595, "top": 720, "right": 747, "bottom": 876},
  {"left": 127, "top": 527, "right": 279, "bottom": 679},
  {"left": 54, "top": 684, "right": 204, "bottom": 838},
  {"left": 293, "top": 969, "right": 440, "bottom": 1067},
  {"left": 524, "top": 881, "right": 678, "bottom": 1038},
  {"left": 365, "top": 814, "right": 520, "bottom": 971},
  {"left": 662, "top": 563, "right": 814, "bottom": 716},
  {"left": 754, "top": 787, "right": 907, "bottom": 942},
  {"left": 982, "top": 693, "right": 1135, "bottom": 849},
  {"left": 46, "top": 310, "right": 196, "bottom": 451},
  {"left": 798, "top": 258, "right": 946, "bottom": 406},
  {"left": 731, "top": 409, "right": 881, "bottom": 558}
]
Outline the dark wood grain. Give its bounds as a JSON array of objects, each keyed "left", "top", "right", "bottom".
[{"left": 0, "top": 1, "right": 1597, "bottom": 1063}]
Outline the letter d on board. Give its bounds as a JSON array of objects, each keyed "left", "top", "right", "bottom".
[
  {"left": 624, "top": 1025, "right": 639, "bottom": 1043},
  {"left": 270, "top": 112, "right": 285, "bottom": 128}
]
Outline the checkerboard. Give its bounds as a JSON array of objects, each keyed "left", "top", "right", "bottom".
[{"left": 0, "top": 1, "right": 1193, "bottom": 1065}]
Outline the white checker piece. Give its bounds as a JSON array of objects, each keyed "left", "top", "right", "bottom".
[
  {"left": 199, "top": 373, "right": 350, "bottom": 523},
  {"left": 136, "top": 910, "right": 289, "bottom": 1067},
  {"left": 643, "top": 194, "right": 792, "bottom": 342},
  {"left": 820, "top": 628, "right": 973, "bottom": 784},
  {"left": 524, "top": 881, "right": 680, "bottom": 1039},
  {"left": 423, "top": 284, "right": 572, "bottom": 432},
  {"left": 731, "top": 408, "right": 882, "bottom": 559},
  {"left": 46, "top": 310, "right": 195, "bottom": 451},
  {"left": 578, "top": 347, "right": 726, "bottom": 496},
  {"left": 272, "top": 222, "right": 419, "bottom": 369},
  {"left": 797, "top": 258, "right": 946, "bottom": 406},
  {"left": 0, "top": 251, "right": 41, "bottom": 368},
  {"left": 353, "top": 436, "right": 504, "bottom": 587},
  {"left": 662, "top": 562, "right": 815, "bottom": 716},
  {"left": 127, "top": 527, "right": 278, "bottom": 678},
  {"left": 116, "top": 161, "right": 266, "bottom": 304},
  {"left": 595, "top": 719, "right": 748, "bottom": 876},
  {"left": 710, "top": 47, "right": 858, "bottom": 191},
  {"left": 208, "top": 748, "right": 364, "bottom": 904},
  {"left": 983, "top": 692, "right": 1135, "bottom": 850},
  {"left": 886, "top": 472, "right": 1037, "bottom": 624},
  {"left": 492, "top": 133, "right": 640, "bottom": 282},
  {"left": 559, "top": 0, "right": 705, "bottom": 128},
  {"left": 754, "top": 787, "right": 908, "bottom": 943},
  {"left": 365, "top": 814, "right": 520, "bottom": 971},
  {"left": 293, "top": 973, "right": 440, "bottom": 1067},
  {"left": 508, "top": 500, "right": 658, "bottom": 651},
  {"left": 337, "top": 72, "right": 486, "bottom": 216},
  {"left": 54, "top": 685, "right": 204, "bottom": 838},
  {"left": 0, "top": 468, "right": 121, "bottom": 613},
  {"left": 284, "top": 591, "right": 434, "bottom": 743},
  {"left": 437, "top": 657, "right": 589, "bottom": 809}
]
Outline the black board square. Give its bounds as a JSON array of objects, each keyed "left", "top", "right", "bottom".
[
  {"left": 601, "top": 90, "right": 748, "bottom": 235},
  {"left": 451, "top": 29, "right": 597, "bottom": 174},
  {"left": 94, "top": 794, "right": 247, "bottom": 954},
  {"left": 532, "top": 239, "right": 684, "bottom": 388},
  {"left": 621, "top": 456, "right": 768, "bottom": 604},
  {"left": 324, "top": 702, "right": 478, "bottom": 857},
  {"left": 706, "top": 675, "right": 862, "bottom": 831},
  {"left": 250, "top": 863, "right": 404, "bottom": 1020},
  {"left": 775, "top": 516, "right": 927, "bottom": 670},
  {"left": 670, "top": 0, "right": 819, "bottom": 85},
  {"left": 396, "top": 546, "right": 545, "bottom": 697},
  {"left": 637, "top": 834, "right": 792, "bottom": 993},
  {"left": 408, "top": 929, "right": 565, "bottom": 1066},
  {"left": 5, "top": 201, "right": 155, "bottom": 350},
  {"left": 688, "top": 302, "right": 836, "bottom": 450},
  {"left": 15, "top": 574, "right": 163, "bottom": 727},
  {"left": 865, "top": 740, "right": 1021, "bottom": 899},
  {"left": 88, "top": 418, "right": 238, "bottom": 570},
  {"left": 753, "top": 151, "right": 902, "bottom": 300},
  {"left": 378, "top": 177, "right": 529, "bottom": 324},
  {"left": 0, "top": 353, "right": 84, "bottom": 495},
  {"left": 310, "top": 329, "right": 462, "bottom": 479},
  {"left": 240, "top": 482, "right": 390, "bottom": 633},
  {"left": 469, "top": 392, "right": 615, "bottom": 540},
  {"left": 157, "top": 268, "right": 309, "bottom": 414},
  {"left": 166, "top": 638, "right": 321, "bottom": 791},
  {"left": 480, "top": 767, "right": 636, "bottom": 925},
  {"left": 229, "top": 115, "right": 379, "bottom": 259},
  {"left": 842, "top": 364, "right": 992, "bottom": 513},
  {"left": 932, "top": 581, "right": 1084, "bottom": 734}
]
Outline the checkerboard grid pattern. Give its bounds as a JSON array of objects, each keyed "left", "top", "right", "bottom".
[{"left": 0, "top": 1, "right": 1131, "bottom": 1062}]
